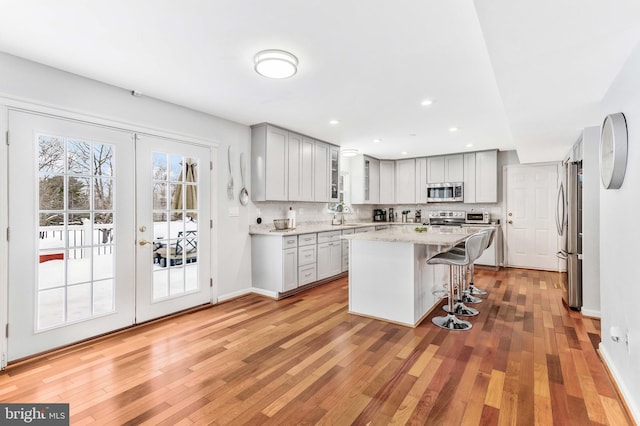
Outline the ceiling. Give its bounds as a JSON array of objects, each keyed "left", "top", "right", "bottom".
[{"left": 0, "top": 1, "right": 639, "bottom": 163}]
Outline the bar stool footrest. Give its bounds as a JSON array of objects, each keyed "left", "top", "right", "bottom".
[
  {"left": 443, "top": 303, "right": 480, "bottom": 317},
  {"left": 432, "top": 314, "right": 473, "bottom": 330}
]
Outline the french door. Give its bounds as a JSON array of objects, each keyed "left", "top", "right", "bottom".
[
  {"left": 135, "top": 134, "right": 211, "bottom": 322},
  {"left": 7, "top": 110, "right": 212, "bottom": 361}
]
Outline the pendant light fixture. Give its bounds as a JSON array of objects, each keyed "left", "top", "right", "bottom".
[{"left": 254, "top": 49, "right": 298, "bottom": 79}]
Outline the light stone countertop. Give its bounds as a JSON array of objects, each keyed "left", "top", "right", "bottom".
[
  {"left": 342, "top": 225, "right": 478, "bottom": 246},
  {"left": 248, "top": 221, "right": 416, "bottom": 236}
]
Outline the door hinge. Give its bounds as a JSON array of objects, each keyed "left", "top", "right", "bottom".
[
  {"left": 210, "top": 278, "right": 213, "bottom": 288},
  {"left": 210, "top": 161, "right": 213, "bottom": 171},
  {"left": 210, "top": 220, "right": 213, "bottom": 229},
  {"left": 5, "top": 228, "right": 8, "bottom": 242},
  {"left": 5, "top": 130, "right": 8, "bottom": 146},
  {"left": 5, "top": 324, "right": 8, "bottom": 338}
]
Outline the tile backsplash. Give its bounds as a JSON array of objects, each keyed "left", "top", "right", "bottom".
[
  {"left": 252, "top": 201, "right": 502, "bottom": 226},
  {"left": 253, "top": 202, "right": 374, "bottom": 225}
]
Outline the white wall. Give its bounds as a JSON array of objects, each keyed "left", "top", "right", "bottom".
[
  {"left": 0, "top": 52, "right": 253, "bottom": 301},
  {"left": 599, "top": 42, "right": 640, "bottom": 422},
  {"left": 581, "top": 126, "right": 601, "bottom": 317}
]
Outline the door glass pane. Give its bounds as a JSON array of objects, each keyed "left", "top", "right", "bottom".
[
  {"left": 36, "top": 133, "right": 116, "bottom": 331},
  {"left": 152, "top": 153, "right": 200, "bottom": 301}
]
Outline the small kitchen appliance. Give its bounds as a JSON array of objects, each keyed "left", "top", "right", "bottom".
[
  {"left": 388, "top": 208, "right": 394, "bottom": 222},
  {"left": 373, "top": 209, "right": 387, "bottom": 222},
  {"left": 426, "top": 182, "right": 463, "bottom": 203},
  {"left": 465, "top": 211, "right": 490, "bottom": 224}
]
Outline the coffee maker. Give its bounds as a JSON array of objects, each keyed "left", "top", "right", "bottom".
[
  {"left": 373, "top": 209, "right": 386, "bottom": 222},
  {"left": 388, "top": 208, "right": 394, "bottom": 222},
  {"left": 414, "top": 209, "right": 422, "bottom": 223}
]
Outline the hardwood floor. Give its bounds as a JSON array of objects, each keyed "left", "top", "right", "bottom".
[{"left": 0, "top": 268, "right": 633, "bottom": 425}]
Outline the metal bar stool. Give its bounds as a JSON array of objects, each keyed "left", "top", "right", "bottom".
[
  {"left": 467, "top": 228, "right": 495, "bottom": 296},
  {"left": 449, "top": 228, "right": 494, "bottom": 302},
  {"left": 428, "top": 231, "right": 487, "bottom": 330}
]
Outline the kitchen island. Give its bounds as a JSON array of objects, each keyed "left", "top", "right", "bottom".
[{"left": 343, "top": 226, "right": 477, "bottom": 327}]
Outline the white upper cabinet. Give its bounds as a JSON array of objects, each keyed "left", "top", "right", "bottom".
[
  {"left": 463, "top": 152, "right": 476, "bottom": 203},
  {"left": 329, "top": 146, "right": 340, "bottom": 202},
  {"left": 427, "top": 154, "right": 463, "bottom": 183},
  {"left": 379, "top": 160, "right": 395, "bottom": 204},
  {"left": 462, "top": 150, "right": 498, "bottom": 203},
  {"left": 475, "top": 150, "right": 498, "bottom": 203},
  {"left": 415, "top": 157, "right": 428, "bottom": 203},
  {"left": 251, "top": 123, "right": 338, "bottom": 202},
  {"left": 369, "top": 157, "right": 380, "bottom": 204},
  {"left": 300, "top": 137, "right": 314, "bottom": 201},
  {"left": 395, "top": 158, "right": 416, "bottom": 204},
  {"left": 287, "top": 132, "right": 303, "bottom": 201},
  {"left": 314, "top": 141, "right": 330, "bottom": 202},
  {"left": 251, "top": 124, "right": 288, "bottom": 201},
  {"left": 349, "top": 154, "right": 380, "bottom": 204}
]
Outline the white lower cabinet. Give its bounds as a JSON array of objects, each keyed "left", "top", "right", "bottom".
[
  {"left": 341, "top": 229, "right": 353, "bottom": 273},
  {"left": 298, "top": 264, "right": 317, "bottom": 286},
  {"left": 251, "top": 234, "right": 299, "bottom": 295},
  {"left": 298, "top": 244, "right": 317, "bottom": 285},
  {"left": 252, "top": 229, "right": 349, "bottom": 297},
  {"left": 282, "top": 247, "right": 298, "bottom": 292},
  {"left": 317, "top": 230, "right": 342, "bottom": 280},
  {"left": 317, "top": 241, "right": 342, "bottom": 280}
]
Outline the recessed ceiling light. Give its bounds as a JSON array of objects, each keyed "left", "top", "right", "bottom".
[
  {"left": 329, "top": 119, "right": 340, "bottom": 125},
  {"left": 341, "top": 149, "right": 359, "bottom": 157},
  {"left": 254, "top": 49, "right": 298, "bottom": 79},
  {"left": 373, "top": 138, "right": 382, "bottom": 143},
  {"left": 449, "top": 127, "right": 459, "bottom": 132},
  {"left": 421, "top": 99, "right": 434, "bottom": 106},
  {"left": 401, "top": 151, "right": 408, "bottom": 155},
  {"left": 409, "top": 133, "right": 417, "bottom": 137},
  {"left": 466, "top": 143, "right": 474, "bottom": 148}
]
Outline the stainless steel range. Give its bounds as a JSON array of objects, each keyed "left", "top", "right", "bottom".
[{"left": 427, "top": 210, "right": 466, "bottom": 226}]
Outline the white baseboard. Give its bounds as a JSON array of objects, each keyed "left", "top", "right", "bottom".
[
  {"left": 217, "top": 287, "right": 278, "bottom": 303},
  {"left": 599, "top": 344, "right": 640, "bottom": 424},
  {"left": 581, "top": 308, "right": 601, "bottom": 318},
  {"left": 250, "top": 287, "right": 278, "bottom": 299},
  {"left": 217, "top": 288, "right": 253, "bottom": 303}
]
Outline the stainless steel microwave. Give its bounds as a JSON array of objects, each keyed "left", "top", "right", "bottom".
[{"left": 426, "top": 182, "right": 463, "bottom": 203}]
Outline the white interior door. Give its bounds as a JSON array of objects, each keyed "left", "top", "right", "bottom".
[
  {"left": 134, "top": 134, "right": 212, "bottom": 323},
  {"left": 505, "top": 163, "right": 560, "bottom": 270},
  {"left": 7, "top": 110, "right": 136, "bottom": 361}
]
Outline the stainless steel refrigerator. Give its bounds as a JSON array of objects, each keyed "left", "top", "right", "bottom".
[{"left": 557, "top": 161, "right": 582, "bottom": 309}]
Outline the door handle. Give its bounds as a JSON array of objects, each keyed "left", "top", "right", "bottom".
[
  {"left": 508, "top": 220, "right": 513, "bottom": 224},
  {"left": 138, "top": 239, "right": 153, "bottom": 246}
]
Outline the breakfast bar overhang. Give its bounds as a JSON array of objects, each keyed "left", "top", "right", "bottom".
[{"left": 344, "top": 227, "right": 477, "bottom": 327}]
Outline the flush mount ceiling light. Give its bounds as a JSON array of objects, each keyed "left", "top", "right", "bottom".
[
  {"left": 449, "top": 127, "right": 459, "bottom": 132},
  {"left": 421, "top": 99, "right": 433, "bottom": 106},
  {"left": 341, "top": 149, "right": 359, "bottom": 157},
  {"left": 373, "top": 138, "right": 382, "bottom": 143},
  {"left": 254, "top": 49, "right": 298, "bottom": 79},
  {"left": 329, "top": 119, "right": 340, "bottom": 125}
]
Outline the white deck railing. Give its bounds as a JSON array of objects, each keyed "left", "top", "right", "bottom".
[{"left": 39, "top": 224, "right": 114, "bottom": 259}]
